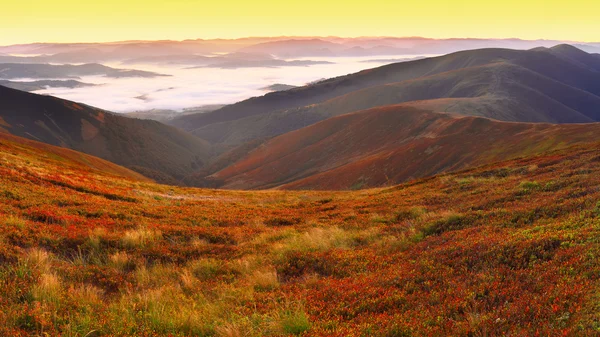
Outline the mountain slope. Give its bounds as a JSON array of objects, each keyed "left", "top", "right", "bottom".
[
  {"left": 0, "top": 63, "right": 166, "bottom": 79},
  {"left": 3, "top": 121, "right": 600, "bottom": 335},
  {"left": 0, "top": 79, "right": 95, "bottom": 92},
  {"left": 0, "top": 132, "right": 150, "bottom": 182},
  {"left": 191, "top": 61, "right": 600, "bottom": 147},
  {"left": 212, "top": 105, "right": 600, "bottom": 190},
  {"left": 170, "top": 47, "right": 527, "bottom": 131},
  {"left": 0, "top": 85, "right": 211, "bottom": 182},
  {"left": 171, "top": 45, "right": 600, "bottom": 152},
  {"left": 542, "top": 44, "right": 600, "bottom": 72}
]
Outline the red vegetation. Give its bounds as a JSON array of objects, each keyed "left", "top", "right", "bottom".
[
  {"left": 214, "top": 105, "right": 600, "bottom": 190},
  {"left": 2, "top": 132, "right": 600, "bottom": 335}
]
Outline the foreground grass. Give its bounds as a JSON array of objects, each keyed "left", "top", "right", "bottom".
[{"left": 2, "top": 136, "right": 600, "bottom": 336}]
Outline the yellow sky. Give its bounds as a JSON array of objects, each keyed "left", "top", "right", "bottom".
[{"left": 1, "top": 0, "right": 599, "bottom": 45}]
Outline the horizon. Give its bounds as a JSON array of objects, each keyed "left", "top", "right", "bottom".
[
  {"left": 2, "top": 0, "right": 600, "bottom": 45},
  {"left": 2, "top": 35, "right": 600, "bottom": 47}
]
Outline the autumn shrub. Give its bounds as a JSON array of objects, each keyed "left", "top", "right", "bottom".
[
  {"left": 594, "top": 201, "right": 600, "bottom": 217},
  {"left": 383, "top": 324, "right": 413, "bottom": 337},
  {"left": 2, "top": 189, "right": 23, "bottom": 201},
  {"left": 277, "top": 251, "right": 347, "bottom": 281},
  {"left": 422, "top": 213, "right": 472, "bottom": 236},
  {"left": 394, "top": 207, "right": 426, "bottom": 222},
  {"left": 188, "top": 258, "right": 238, "bottom": 282},
  {"left": 265, "top": 217, "right": 301, "bottom": 227},
  {"left": 5, "top": 130, "right": 600, "bottom": 335},
  {"left": 370, "top": 213, "right": 393, "bottom": 224},
  {"left": 3, "top": 215, "right": 25, "bottom": 229},
  {"left": 26, "top": 209, "right": 68, "bottom": 225},
  {"left": 494, "top": 237, "right": 562, "bottom": 269},
  {"left": 518, "top": 180, "right": 542, "bottom": 195}
]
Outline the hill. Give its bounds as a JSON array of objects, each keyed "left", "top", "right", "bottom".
[
  {"left": 191, "top": 60, "right": 600, "bottom": 147},
  {"left": 0, "top": 79, "right": 95, "bottom": 92},
  {"left": 2, "top": 125, "right": 600, "bottom": 335},
  {"left": 0, "top": 63, "right": 167, "bottom": 79},
  {"left": 171, "top": 45, "right": 600, "bottom": 151},
  {"left": 212, "top": 105, "right": 600, "bottom": 190},
  {"left": 0, "top": 85, "right": 211, "bottom": 182}
]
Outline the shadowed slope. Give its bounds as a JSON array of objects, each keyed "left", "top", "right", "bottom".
[
  {"left": 0, "top": 85, "right": 211, "bottom": 182},
  {"left": 171, "top": 45, "right": 600, "bottom": 138},
  {"left": 191, "top": 61, "right": 600, "bottom": 147},
  {"left": 213, "top": 105, "right": 600, "bottom": 190}
]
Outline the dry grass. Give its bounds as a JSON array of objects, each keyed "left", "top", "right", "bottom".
[
  {"left": 108, "top": 251, "right": 134, "bottom": 271},
  {"left": 31, "top": 273, "right": 62, "bottom": 303},
  {"left": 249, "top": 269, "right": 279, "bottom": 291},
  {"left": 121, "top": 227, "right": 162, "bottom": 248},
  {"left": 24, "top": 248, "right": 52, "bottom": 273}
]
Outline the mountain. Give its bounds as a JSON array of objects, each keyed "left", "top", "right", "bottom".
[
  {"left": 239, "top": 39, "right": 342, "bottom": 56},
  {"left": 189, "top": 59, "right": 333, "bottom": 69},
  {"left": 122, "top": 105, "right": 225, "bottom": 123},
  {"left": 3, "top": 37, "right": 595, "bottom": 60},
  {"left": 260, "top": 83, "right": 298, "bottom": 92},
  {"left": 0, "top": 79, "right": 95, "bottom": 92},
  {"left": 0, "top": 63, "right": 167, "bottom": 79},
  {"left": 0, "top": 85, "right": 211, "bottom": 182},
  {"left": 543, "top": 44, "right": 600, "bottom": 71},
  {"left": 3, "top": 117, "right": 600, "bottom": 335},
  {"left": 171, "top": 45, "right": 600, "bottom": 151},
  {"left": 189, "top": 60, "right": 600, "bottom": 148},
  {"left": 211, "top": 105, "right": 600, "bottom": 190}
]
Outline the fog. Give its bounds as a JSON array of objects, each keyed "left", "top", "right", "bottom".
[{"left": 30, "top": 55, "right": 436, "bottom": 113}]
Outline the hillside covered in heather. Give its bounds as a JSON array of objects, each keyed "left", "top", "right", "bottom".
[{"left": 2, "top": 127, "right": 600, "bottom": 335}]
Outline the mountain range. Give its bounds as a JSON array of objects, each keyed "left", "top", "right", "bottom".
[
  {"left": 2, "top": 37, "right": 600, "bottom": 62},
  {"left": 171, "top": 45, "right": 600, "bottom": 146},
  {"left": 2, "top": 44, "right": 600, "bottom": 190}
]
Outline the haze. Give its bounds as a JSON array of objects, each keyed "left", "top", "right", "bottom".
[{"left": 1, "top": 0, "right": 600, "bottom": 45}]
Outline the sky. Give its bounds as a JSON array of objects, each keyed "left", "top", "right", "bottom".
[{"left": 1, "top": 0, "right": 599, "bottom": 45}]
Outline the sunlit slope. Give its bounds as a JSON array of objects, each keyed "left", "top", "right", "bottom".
[
  {"left": 213, "top": 105, "right": 600, "bottom": 190},
  {"left": 2, "top": 127, "right": 600, "bottom": 335},
  {"left": 0, "top": 132, "right": 150, "bottom": 182}
]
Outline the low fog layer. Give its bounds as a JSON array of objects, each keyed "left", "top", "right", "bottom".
[{"left": 29, "top": 56, "right": 430, "bottom": 112}]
